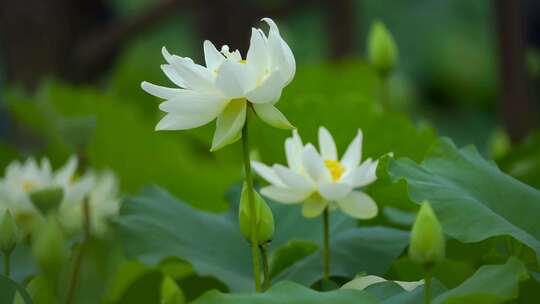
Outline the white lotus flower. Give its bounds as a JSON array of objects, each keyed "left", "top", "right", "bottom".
[
  {"left": 141, "top": 17, "right": 295, "bottom": 151},
  {"left": 252, "top": 127, "right": 379, "bottom": 219},
  {"left": 0, "top": 157, "right": 121, "bottom": 236}
]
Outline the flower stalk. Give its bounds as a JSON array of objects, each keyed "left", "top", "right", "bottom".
[
  {"left": 424, "top": 266, "right": 432, "bottom": 304},
  {"left": 259, "top": 244, "right": 270, "bottom": 291},
  {"left": 241, "top": 111, "right": 262, "bottom": 292},
  {"left": 65, "top": 199, "right": 91, "bottom": 304},
  {"left": 3, "top": 253, "right": 10, "bottom": 277},
  {"left": 322, "top": 207, "right": 330, "bottom": 283}
]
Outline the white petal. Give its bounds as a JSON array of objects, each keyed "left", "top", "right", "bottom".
[
  {"left": 161, "top": 46, "right": 174, "bottom": 64},
  {"left": 302, "top": 144, "right": 330, "bottom": 182},
  {"left": 247, "top": 28, "right": 270, "bottom": 78},
  {"left": 260, "top": 186, "right": 310, "bottom": 204},
  {"left": 210, "top": 100, "right": 246, "bottom": 151},
  {"left": 170, "top": 56, "right": 216, "bottom": 92},
  {"left": 54, "top": 156, "right": 78, "bottom": 185},
  {"left": 272, "top": 164, "right": 312, "bottom": 191},
  {"left": 336, "top": 191, "right": 378, "bottom": 219},
  {"left": 203, "top": 40, "right": 225, "bottom": 71},
  {"left": 158, "top": 90, "right": 227, "bottom": 115},
  {"left": 141, "top": 82, "right": 183, "bottom": 100},
  {"left": 262, "top": 18, "right": 296, "bottom": 85},
  {"left": 348, "top": 159, "right": 378, "bottom": 188},
  {"left": 245, "top": 71, "right": 284, "bottom": 104},
  {"left": 318, "top": 127, "right": 337, "bottom": 161},
  {"left": 318, "top": 182, "right": 352, "bottom": 201},
  {"left": 215, "top": 60, "right": 256, "bottom": 98},
  {"left": 285, "top": 130, "right": 303, "bottom": 173},
  {"left": 301, "top": 196, "right": 328, "bottom": 218},
  {"left": 341, "top": 129, "right": 363, "bottom": 171},
  {"left": 155, "top": 112, "right": 217, "bottom": 131},
  {"left": 251, "top": 161, "right": 285, "bottom": 187},
  {"left": 161, "top": 64, "right": 186, "bottom": 88},
  {"left": 252, "top": 103, "right": 293, "bottom": 129}
]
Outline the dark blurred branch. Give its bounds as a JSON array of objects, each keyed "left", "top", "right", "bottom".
[
  {"left": 70, "top": 0, "right": 185, "bottom": 81},
  {"left": 494, "top": 0, "right": 536, "bottom": 142},
  {"left": 325, "top": 0, "right": 356, "bottom": 59}
]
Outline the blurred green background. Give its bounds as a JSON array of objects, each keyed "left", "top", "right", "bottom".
[{"left": 0, "top": 0, "right": 539, "bottom": 210}]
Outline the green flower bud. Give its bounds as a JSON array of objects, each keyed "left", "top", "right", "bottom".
[
  {"left": 239, "top": 183, "right": 274, "bottom": 245},
  {"left": 0, "top": 210, "right": 18, "bottom": 254},
  {"left": 409, "top": 202, "right": 445, "bottom": 266},
  {"left": 29, "top": 187, "right": 64, "bottom": 215},
  {"left": 31, "top": 217, "right": 67, "bottom": 277},
  {"left": 367, "top": 21, "right": 398, "bottom": 75}
]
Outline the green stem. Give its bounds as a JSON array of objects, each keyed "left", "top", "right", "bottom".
[
  {"left": 241, "top": 113, "right": 262, "bottom": 293},
  {"left": 259, "top": 244, "right": 270, "bottom": 291},
  {"left": 379, "top": 72, "right": 391, "bottom": 111},
  {"left": 322, "top": 208, "right": 330, "bottom": 283},
  {"left": 424, "top": 266, "right": 432, "bottom": 304},
  {"left": 65, "top": 199, "right": 91, "bottom": 304},
  {"left": 3, "top": 252, "right": 10, "bottom": 277}
]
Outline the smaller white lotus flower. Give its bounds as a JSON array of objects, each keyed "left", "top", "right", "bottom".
[
  {"left": 252, "top": 127, "right": 379, "bottom": 219},
  {"left": 141, "top": 17, "right": 295, "bottom": 151},
  {"left": 0, "top": 157, "right": 121, "bottom": 236}
]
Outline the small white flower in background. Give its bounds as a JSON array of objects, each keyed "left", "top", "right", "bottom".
[
  {"left": 251, "top": 127, "right": 379, "bottom": 219},
  {"left": 141, "top": 17, "right": 295, "bottom": 151},
  {"left": 0, "top": 157, "right": 121, "bottom": 236}
]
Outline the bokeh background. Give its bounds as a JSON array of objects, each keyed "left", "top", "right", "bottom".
[{"left": 1, "top": 0, "right": 539, "bottom": 211}]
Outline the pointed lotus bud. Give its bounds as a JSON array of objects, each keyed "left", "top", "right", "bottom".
[
  {"left": 238, "top": 183, "right": 275, "bottom": 245},
  {"left": 31, "top": 217, "right": 67, "bottom": 277},
  {"left": 29, "top": 187, "right": 64, "bottom": 215},
  {"left": 0, "top": 210, "right": 18, "bottom": 254},
  {"left": 409, "top": 202, "right": 445, "bottom": 266},
  {"left": 367, "top": 21, "right": 398, "bottom": 75}
]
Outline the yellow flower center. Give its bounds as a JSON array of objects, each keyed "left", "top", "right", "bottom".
[
  {"left": 239, "top": 59, "right": 247, "bottom": 64},
  {"left": 22, "top": 180, "right": 36, "bottom": 192},
  {"left": 324, "top": 160, "right": 345, "bottom": 182}
]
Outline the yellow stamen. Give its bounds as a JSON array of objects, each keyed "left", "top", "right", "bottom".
[
  {"left": 239, "top": 59, "right": 247, "bottom": 64},
  {"left": 324, "top": 160, "right": 345, "bottom": 182},
  {"left": 22, "top": 180, "right": 36, "bottom": 192}
]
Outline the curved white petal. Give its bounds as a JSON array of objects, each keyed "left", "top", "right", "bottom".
[
  {"left": 302, "top": 196, "right": 328, "bottom": 218},
  {"left": 203, "top": 40, "right": 225, "bottom": 71},
  {"left": 210, "top": 100, "right": 247, "bottom": 151},
  {"left": 161, "top": 64, "right": 186, "bottom": 88},
  {"left": 54, "top": 157, "right": 78, "bottom": 185},
  {"left": 170, "top": 56, "right": 216, "bottom": 92},
  {"left": 262, "top": 17, "right": 296, "bottom": 85},
  {"left": 260, "top": 186, "right": 310, "bottom": 204},
  {"left": 161, "top": 46, "right": 174, "bottom": 64},
  {"left": 285, "top": 130, "right": 303, "bottom": 173},
  {"left": 215, "top": 60, "right": 256, "bottom": 98},
  {"left": 336, "top": 191, "right": 378, "bottom": 219},
  {"left": 247, "top": 28, "right": 270, "bottom": 79},
  {"left": 272, "top": 164, "right": 312, "bottom": 192},
  {"left": 251, "top": 161, "right": 285, "bottom": 187},
  {"left": 318, "top": 182, "right": 352, "bottom": 201},
  {"left": 252, "top": 103, "right": 293, "bottom": 129},
  {"left": 155, "top": 112, "right": 217, "bottom": 131},
  {"left": 302, "top": 144, "right": 330, "bottom": 182},
  {"left": 318, "top": 127, "right": 337, "bottom": 161},
  {"left": 141, "top": 82, "right": 183, "bottom": 100},
  {"left": 245, "top": 71, "right": 284, "bottom": 104},
  {"left": 341, "top": 129, "right": 363, "bottom": 171},
  {"left": 347, "top": 159, "right": 378, "bottom": 188},
  {"left": 158, "top": 90, "right": 227, "bottom": 115}
]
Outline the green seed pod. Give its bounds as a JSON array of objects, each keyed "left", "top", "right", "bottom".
[
  {"left": 367, "top": 21, "right": 398, "bottom": 75},
  {"left": 239, "top": 183, "right": 275, "bottom": 245},
  {"left": 0, "top": 210, "right": 18, "bottom": 254},
  {"left": 29, "top": 187, "right": 64, "bottom": 215},
  {"left": 31, "top": 217, "right": 67, "bottom": 277},
  {"left": 409, "top": 202, "right": 445, "bottom": 266}
]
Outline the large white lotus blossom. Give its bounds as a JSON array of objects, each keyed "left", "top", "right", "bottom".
[
  {"left": 0, "top": 157, "right": 121, "bottom": 236},
  {"left": 251, "top": 127, "right": 379, "bottom": 219},
  {"left": 141, "top": 17, "right": 295, "bottom": 151}
]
